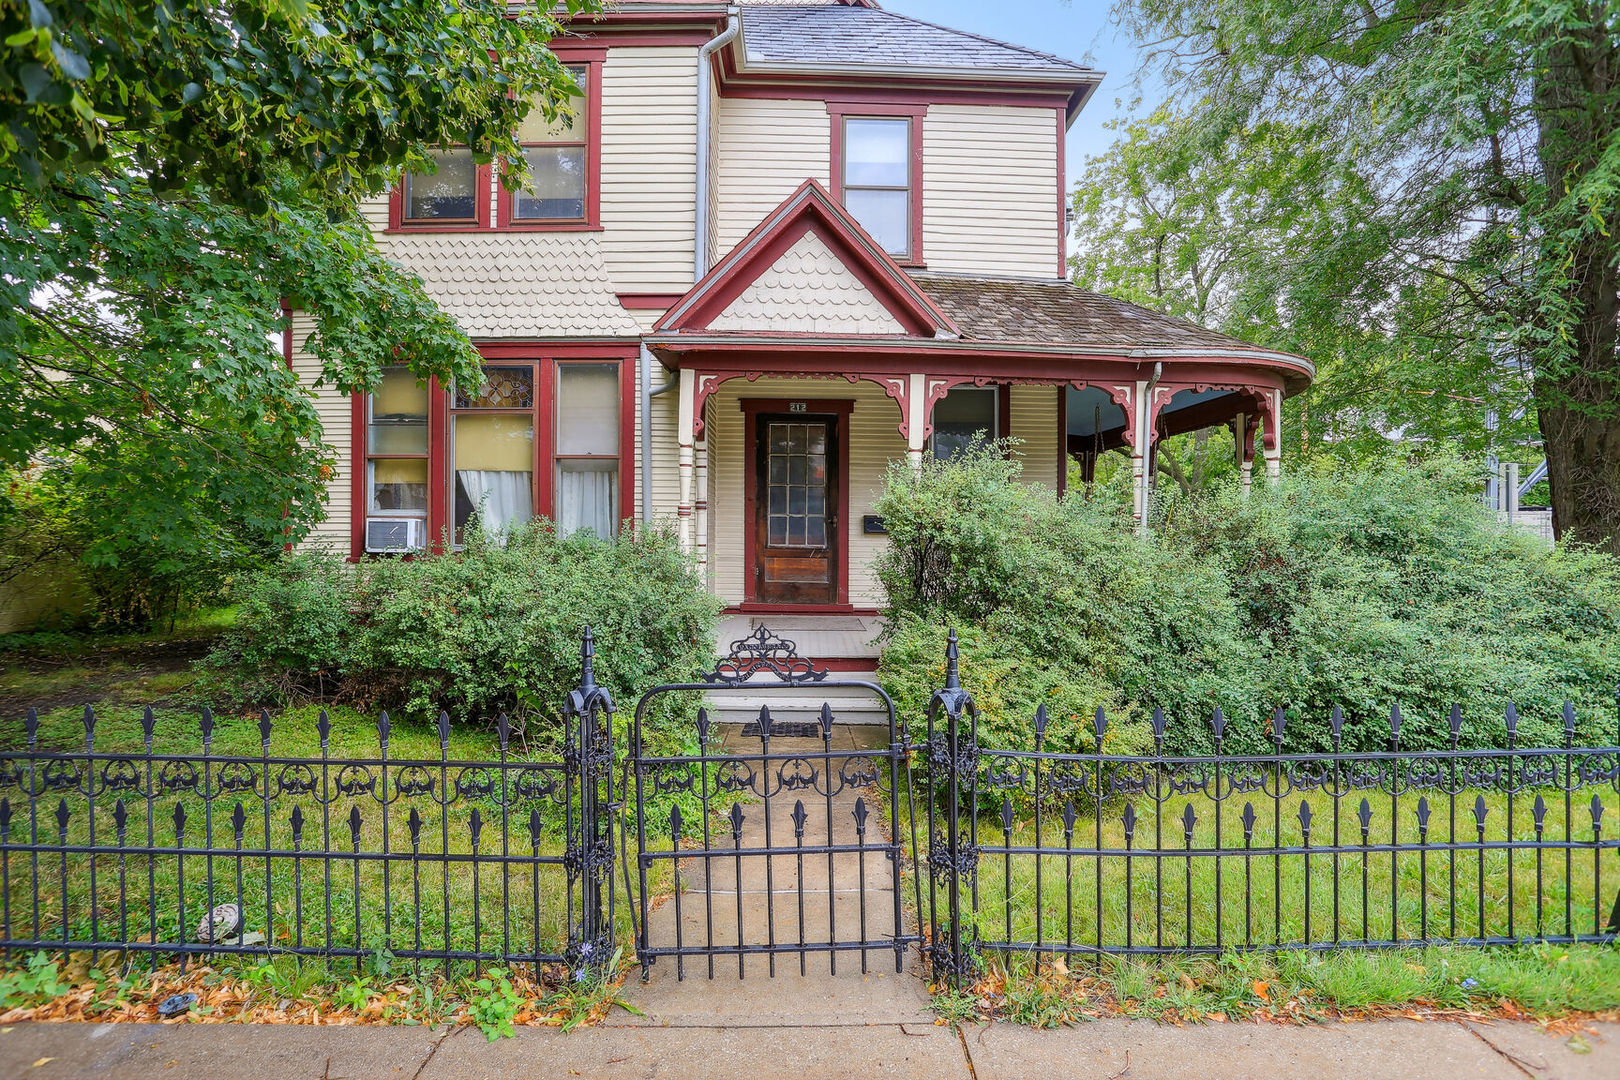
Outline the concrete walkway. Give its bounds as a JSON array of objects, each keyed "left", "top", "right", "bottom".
[
  {"left": 2, "top": 1016, "right": 1615, "bottom": 1079},
  {"left": 626, "top": 723, "right": 934, "bottom": 1028}
]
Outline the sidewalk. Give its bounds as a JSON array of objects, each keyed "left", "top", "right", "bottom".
[{"left": 1, "top": 1014, "right": 1614, "bottom": 1080}]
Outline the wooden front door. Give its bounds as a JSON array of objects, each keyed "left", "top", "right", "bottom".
[{"left": 752, "top": 414, "right": 839, "bottom": 605}]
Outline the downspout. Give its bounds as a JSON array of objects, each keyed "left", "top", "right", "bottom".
[
  {"left": 695, "top": 7, "right": 740, "bottom": 280},
  {"left": 642, "top": 345, "right": 677, "bottom": 523},
  {"left": 642, "top": 9, "right": 738, "bottom": 524}
]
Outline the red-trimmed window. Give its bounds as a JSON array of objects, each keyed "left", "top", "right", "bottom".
[
  {"left": 829, "top": 102, "right": 926, "bottom": 264},
  {"left": 497, "top": 54, "right": 604, "bottom": 230},
  {"left": 390, "top": 151, "right": 492, "bottom": 230},
  {"left": 353, "top": 350, "right": 633, "bottom": 556},
  {"left": 361, "top": 367, "right": 431, "bottom": 553}
]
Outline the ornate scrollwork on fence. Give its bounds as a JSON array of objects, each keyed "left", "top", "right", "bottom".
[{"left": 702, "top": 625, "right": 830, "bottom": 685}]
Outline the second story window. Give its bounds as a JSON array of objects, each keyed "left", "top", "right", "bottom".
[
  {"left": 513, "top": 66, "right": 588, "bottom": 222},
  {"left": 497, "top": 54, "right": 603, "bottom": 230},
  {"left": 830, "top": 103, "right": 926, "bottom": 264},
  {"left": 404, "top": 150, "right": 479, "bottom": 222},
  {"left": 842, "top": 118, "right": 911, "bottom": 257},
  {"left": 393, "top": 148, "right": 490, "bottom": 230}
]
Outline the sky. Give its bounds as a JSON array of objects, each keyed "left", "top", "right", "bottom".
[{"left": 877, "top": 0, "right": 1167, "bottom": 191}]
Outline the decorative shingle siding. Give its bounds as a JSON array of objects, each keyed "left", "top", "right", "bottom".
[
  {"left": 707, "top": 229, "right": 905, "bottom": 334},
  {"left": 378, "top": 233, "right": 640, "bottom": 338}
]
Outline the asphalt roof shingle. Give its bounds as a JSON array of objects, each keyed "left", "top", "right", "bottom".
[
  {"left": 910, "top": 272, "right": 1286, "bottom": 354},
  {"left": 740, "top": 4, "right": 1095, "bottom": 74}
]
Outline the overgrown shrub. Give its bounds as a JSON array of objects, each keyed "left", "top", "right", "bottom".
[
  {"left": 203, "top": 521, "right": 720, "bottom": 749},
  {"left": 874, "top": 446, "right": 1620, "bottom": 755}
]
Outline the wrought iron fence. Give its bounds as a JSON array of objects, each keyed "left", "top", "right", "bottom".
[
  {"left": 922, "top": 631, "right": 1620, "bottom": 985},
  {"left": 6, "top": 623, "right": 1619, "bottom": 993},
  {"left": 0, "top": 632, "right": 617, "bottom": 978}
]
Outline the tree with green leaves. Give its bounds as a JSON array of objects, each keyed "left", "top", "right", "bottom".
[
  {"left": 1084, "top": 1, "right": 1618, "bottom": 549},
  {"left": 0, "top": 0, "right": 598, "bottom": 624}
]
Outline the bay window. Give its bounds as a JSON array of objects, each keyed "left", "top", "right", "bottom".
[
  {"left": 356, "top": 352, "right": 629, "bottom": 557},
  {"left": 555, "top": 363, "right": 620, "bottom": 538},
  {"left": 452, "top": 366, "right": 537, "bottom": 544}
]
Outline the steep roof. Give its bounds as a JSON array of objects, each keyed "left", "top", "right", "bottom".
[{"left": 738, "top": 3, "right": 1096, "bottom": 75}]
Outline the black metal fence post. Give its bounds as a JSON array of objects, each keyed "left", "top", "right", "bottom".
[
  {"left": 563, "top": 626, "right": 617, "bottom": 975},
  {"left": 925, "top": 629, "right": 980, "bottom": 989}
]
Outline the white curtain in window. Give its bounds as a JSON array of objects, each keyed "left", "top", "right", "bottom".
[
  {"left": 456, "top": 470, "right": 533, "bottom": 538},
  {"left": 557, "top": 465, "right": 616, "bottom": 538}
]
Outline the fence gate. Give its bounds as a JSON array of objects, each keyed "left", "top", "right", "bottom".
[{"left": 627, "top": 627, "right": 921, "bottom": 979}]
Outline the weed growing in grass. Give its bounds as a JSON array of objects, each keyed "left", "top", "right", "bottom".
[
  {"left": 466, "top": 968, "right": 523, "bottom": 1041},
  {"left": 0, "top": 952, "right": 70, "bottom": 1009}
]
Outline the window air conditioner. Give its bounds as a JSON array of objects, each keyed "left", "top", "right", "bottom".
[{"left": 366, "top": 517, "right": 426, "bottom": 553}]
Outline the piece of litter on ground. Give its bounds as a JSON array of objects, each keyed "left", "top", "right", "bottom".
[
  {"left": 1568, "top": 1034, "right": 1592, "bottom": 1054},
  {"left": 32, "top": 1058, "right": 54, "bottom": 1068}
]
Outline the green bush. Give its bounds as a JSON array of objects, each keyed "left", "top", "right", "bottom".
[
  {"left": 874, "top": 446, "right": 1620, "bottom": 755},
  {"left": 203, "top": 521, "right": 720, "bottom": 748}
]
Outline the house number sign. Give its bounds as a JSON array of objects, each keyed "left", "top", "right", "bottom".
[{"left": 788, "top": 402, "right": 807, "bottom": 413}]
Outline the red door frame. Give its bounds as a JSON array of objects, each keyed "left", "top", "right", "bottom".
[{"left": 739, "top": 397, "right": 854, "bottom": 610}]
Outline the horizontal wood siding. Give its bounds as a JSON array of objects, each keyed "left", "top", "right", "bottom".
[
  {"left": 922, "top": 104, "right": 1058, "bottom": 278},
  {"left": 713, "top": 97, "right": 830, "bottom": 259},
  {"left": 600, "top": 46, "right": 699, "bottom": 293},
  {"left": 707, "top": 376, "right": 903, "bottom": 608},
  {"left": 289, "top": 313, "right": 353, "bottom": 554},
  {"left": 1007, "top": 383, "right": 1061, "bottom": 491}
]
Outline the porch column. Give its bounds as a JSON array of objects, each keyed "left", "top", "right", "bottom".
[
  {"left": 1130, "top": 379, "right": 1150, "bottom": 532},
  {"left": 676, "top": 367, "right": 696, "bottom": 551},
  {"left": 906, "top": 372, "right": 927, "bottom": 470},
  {"left": 1234, "top": 412, "right": 1254, "bottom": 497},
  {"left": 695, "top": 428, "right": 709, "bottom": 576},
  {"left": 1263, "top": 406, "right": 1282, "bottom": 485}
]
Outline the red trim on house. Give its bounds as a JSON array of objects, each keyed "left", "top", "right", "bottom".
[
  {"left": 827, "top": 101, "right": 927, "bottom": 267},
  {"left": 617, "top": 293, "right": 685, "bottom": 311},
  {"left": 387, "top": 164, "right": 493, "bottom": 232},
  {"left": 279, "top": 300, "right": 293, "bottom": 369},
  {"left": 349, "top": 392, "right": 366, "bottom": 561},
  {"left": 496, "top": 51, "right": 604, "bottom": 231},
  {"left": 740, "top": 397, "right": 854, "bottom": 609},
  {"left": 996, "top": 381, "right": 1012, "bottom": 450},
  {"left": 713, "top": 46, "right": 1085, "bottom": 114},
  {"left": 655, "top": 179, "right": 957, "bottom": 338},
  {"left": 649, "top": 341, "right": 1306, "bottom": 391},
  {"left": 426, "top": 376, "right": 448, "bottom": 552}
]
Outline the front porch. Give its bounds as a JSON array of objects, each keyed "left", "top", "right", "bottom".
[{"left": 645, "top": 180, "right": 1312, "bottom": 617}]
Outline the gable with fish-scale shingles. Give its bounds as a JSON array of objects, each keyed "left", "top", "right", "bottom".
[{"left": 707, "top": 228, "right": 905, "bottom": 334}]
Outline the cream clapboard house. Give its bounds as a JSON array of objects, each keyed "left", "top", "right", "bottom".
[{"left": 290, "top": 0, "right": 1312, "bottom": 662}]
